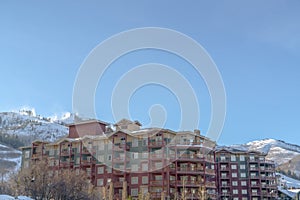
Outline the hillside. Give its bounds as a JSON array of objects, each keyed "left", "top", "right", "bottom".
[
  {"left": 231, "top": 138, "right": 300, "bottom": 165},
  {"left": 0, "top": 109, "right": 71, "bottom": 178},
  {"left": 0, "top": 143, "right": 22, "bottom": 179},
  {"left": 0, "top": 110, "right": 69, "bottom": 147}
]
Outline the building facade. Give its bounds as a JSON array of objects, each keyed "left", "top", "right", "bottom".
[
  {"left": 21, "top": 119, "right": 217, "bottom": 199},
  {"left": 215, "top": 147, "right": 277, "bottom": 200}
]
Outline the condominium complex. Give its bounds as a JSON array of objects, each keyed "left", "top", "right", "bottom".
[
  {"left": 215, "top": 147, "right": 277, "bottom": 200},
  {"left": 21, "top": 119, "right": 217, "bottom": 199}
]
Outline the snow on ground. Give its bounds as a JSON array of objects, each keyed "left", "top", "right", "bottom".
[
  {"left": 278, "top": 173, "right": 300, "bottom": 189},
  {"left": 0, "top": 195, "right": 33, "bottom": 200}
]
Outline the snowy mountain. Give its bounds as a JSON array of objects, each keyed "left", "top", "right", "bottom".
[
  {"left": 0, "top": 109, "right": 71, "bottom": 177},
  {"left": 231, "top": 138, "right": 300, "bottom": 165},
  {"left": 0, "top": 110, "right": 69, "bottom": 145}
]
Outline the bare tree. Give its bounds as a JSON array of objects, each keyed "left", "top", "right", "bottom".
[
  {"left": 122, "top": 181, "right": 127, "bottom": 200},
  {"left": 10, "top": 160, "right": 92, "bottom": 200}
]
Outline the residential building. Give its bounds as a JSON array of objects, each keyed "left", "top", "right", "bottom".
[
  {"left": 215, "top": 147, "right": 277, "bottom": 200},
  {"left": 21, "top": 119, "right": 217, "bottom": 200}
]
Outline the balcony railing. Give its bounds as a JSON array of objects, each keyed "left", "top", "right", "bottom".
[
  {"left": 170, "top": 167, "right": 204, "bottom": 173},
  {"left": 149, "top": 141, "right": 165, "bottom": 147},
  {"left": 149, "top": 180, "right": 167, "bottom": 186},
  {"left": 170, "top": 180, "right": 203, "bottom": 187}
]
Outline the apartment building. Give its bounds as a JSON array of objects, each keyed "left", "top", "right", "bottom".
[
  {"left": 215, "top": 147, "right": 277, "bottom": 200},
  {"left": 21, "top": 119, "right": 217, "bottom": 200}
]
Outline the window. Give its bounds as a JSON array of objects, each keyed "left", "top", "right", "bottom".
[
  {"left": 241, "top": 181, "right": 247, "bottom": 186},
  {"left": 240, "top": 155, "right": 245, "bottom": 161},
  {"left": 97, "top": 167, "right": 104, "bottom": 174},
  {"left": 142, "top": 176, "right": 148, "bottom": 184},
  {"left": 251, "top": 181, "right": 257, "bottom": 186},
  {"left": 231, "top": 155, "right": 236, "bottom": 161},
  {"left": 106, "top": 167, "right": 112, "bottom": 173},
  {"left": 233, "top": 189, "right": 238, "bottom": 194},
  {"left": 155, "top": 162, "right": 162, "bottom": 169},
  {"left": 222, "top": 189, "right": 228, "bottom": 194},
  {"left": 132, "top": 152, "right": 139, "bottom": 159},
  {"left": 97, "top": 155, "right": 104, "bottom": 162},
  {"left": 240, "top": 173, "right": 246, "bottom": 178},
  {"left": 249, "top": 155, "right": 255, "bottom": 161},
  {"left": 142, "top": 163, "right": 148, "bottom": 171},
  {"left": 221, "top": 165, "right": 227, "bottom": 170},
  {"left": 132, "top": 139, "right": 138, "bottom": 147},
  {"left": 132, "top": 164, "right": 138, "bottom": 172},
  {"left": 242, "top": 189, "right": 247, "bottom": 194},
  {"left": 131, "top": 177, "right": 138, "bottom": 184},
  {"left": 240, "top": 164, "right": 246, "bottom": 170},
  {"left": 221, "top": 173, "right": 227, "bottom": 178},
  {"left": 131, "top": 188, "right": 138, "bottom": 196},
  {"left": 142, "top": 139, "right": 148, "bottom": 146},
  {"left": 98, "top": 142, "right": 104, "bottom": 150},
  {"left": 119, "top": 165, "right": 124, "bottom": 170},
  {"left": 155, "top": 175, "right": 163, "bottom": 181},
  {"left": 220, "top": 156, "right": 226, "bottom": 161},
  {"left": 49, "top": 149, "right": 54, "bottom": 156},
  {"left": 142, "top": 152, "right": 148, "bottom": 159},
  {"left": 232, "top": 173, "right": 237, "bottom": 178},
  {"left": 107, "top": 154, "right": 112, "bottom": 161},
  {"left": 232, "top": 181, "right": 238, "bottom": 186},
  {"left": 86, "top": 168, "right": 91, "bottom": 176},
  {"left": 25, "top": 150, "right": 30, "bottom": 158},
  {"left": 222, "top": 181, "right": 227, "bottom": 186},
  {"left": 24, "top": 161, "right": 29, "bottom": 168},
  {"left": 231, "top": 165, "right": 237, "bottom": 170},
  {"left": 233, "top": 198, "right": 239, "bottom": 200},
  {"left": 97, "top": 179, "right": 103, "bottom": 186},
  {"left": 242, "top": 198, "right": 248, "bottom": 200}
]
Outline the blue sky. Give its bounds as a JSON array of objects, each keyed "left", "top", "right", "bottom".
[{"left": 0, "top": 1, "right": 300, "bottom": 145}]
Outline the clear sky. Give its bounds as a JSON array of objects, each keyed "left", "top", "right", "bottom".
[{"left": 0, "top": 1, "right": 300, "bottom": 145}]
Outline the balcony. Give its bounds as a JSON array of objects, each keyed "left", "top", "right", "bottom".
[
  {"left": 250, "top": 183, "right": 260, "bottom": 188},
  {"left": 220, "top": 175, "right": 230, "bottom": 179},
  {"left": 251, "top": 192, "right": 260, "bottom": 196},
  {"left": 250, "top": 175, "right": 260, "bottom": 179},
  {"left": 176, "top": 154, "right": 203, "bottom": 162},
  {"left": 170, "top": 180, "right": 202, "bottom": 187},
  {"left": 221, "top": 183, "right": 230, "bottom": 188},
  {"left": 219, "top": 158, "right": 230, "bottom": 163},
  {"left": 220, "top": 167, "right": 230, "bottom": 171},
  {"left": 60, "top": 149, "right": 74, "bottom": 157},
  {"left": 170, "top": 167, "right": 204, "bottom": 174},
  {"left": 249, "top": 158, "right": 259, "bottom": 163},
  {"left": 205, "top": 168, "right": 215, "bottom": 175},
  {"left": 149, "top": 180, "right": 167, "bottom": 186},
  {"left": 149, "top": 141, "right": 164, "bottom": 148},
  {"left": 81, "top": 148, "right": 91, "bottom": 155},
  {"left": 81, "top": 160, "right": 92, "bottom": 166},
  {"left": 205, "top": 181, "right": 216, "bottom": 188},
  {"left": 60, "top": 161, "right": 74, "bottom": 168},
  {"left": 250, "top": 167, "right": 259, "bottom": 171},
  {"left": 114, "top": 143, "right": 130, "bottom": 151},
  {"left": 113, "top": 169, "right": 125, "bottom": 176}
]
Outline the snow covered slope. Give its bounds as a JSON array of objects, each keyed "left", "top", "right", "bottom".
[
  {"left": 231, "top": 139, "right": 300, "bottom": 165},
  {"left": 0, "top": 143, "right": 22, "bottom": 179},
  {"left": 0, "top": 109, "right": 71, "bottom": 177},
  {"left": 0, "top": 111, "right": 68, "bottom": 144}
]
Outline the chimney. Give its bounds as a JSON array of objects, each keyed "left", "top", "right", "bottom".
[{"left": 194, "top": 129, "right": 200, "bottom": 135}]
